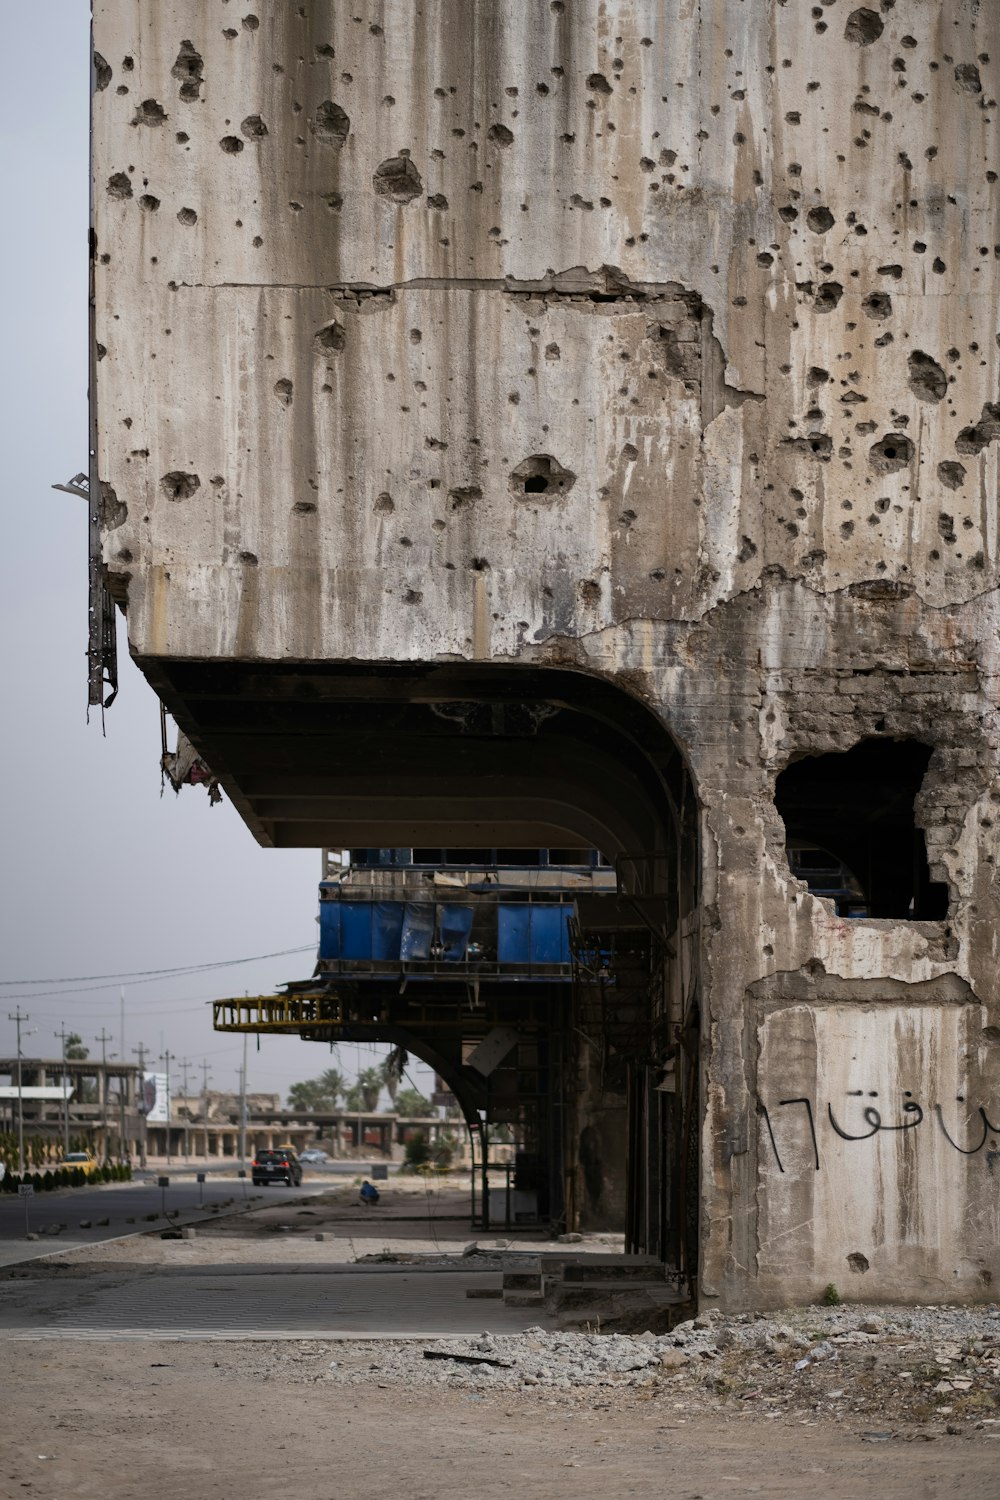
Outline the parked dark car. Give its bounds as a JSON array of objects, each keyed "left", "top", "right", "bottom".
[{"left": 251, "top": 1148, "right": 303, "bottom": 1186}]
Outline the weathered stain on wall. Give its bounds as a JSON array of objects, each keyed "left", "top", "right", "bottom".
[{"left": 92, "top": 1, "right": 1000, "bottom": 1306}]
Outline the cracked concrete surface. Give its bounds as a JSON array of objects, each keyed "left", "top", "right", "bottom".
[{"left": 92, "top": 2, "right": 1000, "bottom": 1309}]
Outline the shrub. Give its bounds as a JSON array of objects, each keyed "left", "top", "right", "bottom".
[{"left": 403, "top": 1130, "right": 431, "bottom": 1171}]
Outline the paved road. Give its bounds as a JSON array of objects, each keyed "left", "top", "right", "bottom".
[
  {"left": 0, "top": 1267, "right": 531, "bottom": 1340},
  {"left": 0, "top": 1178, "right": 330, "bottom": 1267}
]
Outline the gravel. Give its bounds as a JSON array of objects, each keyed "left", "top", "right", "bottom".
[{"left": 220, "top": 1303, "right": 1000, "bottom": 1432}]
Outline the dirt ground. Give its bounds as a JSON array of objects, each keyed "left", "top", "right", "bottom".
[
  {"left": 5, "top": 1338, "right": 1000, "bottom": 1500},
  {"left": 3, "top": 1192, "right": 999, "bottom": 1499}
]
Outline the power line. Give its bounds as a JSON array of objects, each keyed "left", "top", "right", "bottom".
[{"left": 0, "top": 944, "right": 317, "bottom": 989}]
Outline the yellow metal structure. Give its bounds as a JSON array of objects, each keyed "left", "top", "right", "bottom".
[{"left": 212, "top": 993, "right": 343, "bottom": 1033}]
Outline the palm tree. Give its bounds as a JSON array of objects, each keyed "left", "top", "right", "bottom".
[
  {"left": 380, "top": 1048, "right": 407, "bottom": 1106},
  {"left": 357, "top": 1066, "right": 383, "bottom": 1113}
]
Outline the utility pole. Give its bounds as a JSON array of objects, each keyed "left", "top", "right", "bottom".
[
  {"left": 96, "top": 1028, "right": 113, "bottom": 1161},
  {"left": 180, "top": 1058, "right": 192, "bottom": 1159},
  {"left": 132, "top": 1042, "right": 148, "bottom": 1168},
  {"left": 8, "top": 1008, "right": 28, "bottom": 1176},
  {"left": 161, "top": 1049, "right": 174, "bottom": 1164},
  {"left": 238, "top": 1034, "right": 248, "bottom": 1175},
  {"left": 200, "top": 1060, "right": 212, "bottom": 1159},
  {"left": 54, "top": 1023, "right": 71, "bottom": 1158}
]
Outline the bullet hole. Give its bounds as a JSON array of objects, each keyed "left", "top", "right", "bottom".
[
  {"left": 138, "top": 194, "right": 160, "bottom": 212},
  {"left": 868, "top": 432, "right": 913, "bottom": 473},
  {"left": 132, "top": 99, "right": 167, "bottom": 127},
  {"left": 806, "top": 206, "right": 835, "bottom": 233},
  {"left": 403, "top": 588, "right": 423, "bottom": 605},
  {"left": 873, "top": 332, "right": 892, "bottom": 349},
  {"left": 813, "top": 283, "right": 843, "bottom": 313},
  {"left": 94, "top": 52, "right": 112, "bottom": 90},
  {"left": 274, "top": 378, "right": 294, "bottom": 405},
  {"left": 172, "top": 41, "right": 204, "bottom": 102},
  {"left": 862, "top": 291, "right": 892, "bottom": 320},
  {"left": 316, "top": 42, "right": 335, "bottom": 58},
  {"left": 907, "top": 351, "right": 946, "bottom": 403},
  {"left": 223, "top": 28, "right": 238, "bottom": 40},
  {"left": 176, "top": 132, "right": 189, "bottom": 144},
  {"left": 373, "top": 156, "right": 423, "bottom": 202},
  {"left": 545, "top": 342, "right": 561, "bottom": 361},
  {"left": 220, "top": 136, "right": 244, "bottom": 154},
  {"left": 313, "top": 322, "right": 346, "bottom": 355},
  {"left": 313, "top": 100, "right": 350, "bottom": 148},
  {"left": 955, "top": 63, "right": 982, "bottom": 93},
  {"left": 757, "top": 252, "right": 774, "bottom": 268},
  {"left": 579, "top": 579, "right": 601, "bottom": 605},
  {"left": 241, "top": 114, "right": 268, "bottom": 139},
  {"left": 425, "top": 436, "right": 448, "bottom": 452},
  {"left": 844, "top": 9, "right": 884, "bottom": 47},
  {"left": 737, "top": 535, "right": 758, "bottom": 563},
  {"left": 937, "top": 461, "right": 966, "bottom": 490},
  {"left": 847, "top": 1252, "right": 870, "bottom": 1274},
  {"left": 427, "top": 193, "right": 449, "bottom": 209},
  {"left": 937, "top": 512, "right": 957, "bottom": 544},
  {"left": 587, "top": 73, "right": 613, "bottom": 95},
  {"left": 782, "top": 433, "right": 833, "bottom": 459},
  {"left": 374, "top": 493, "right": 395, "bottom": 514},
  {"left": 841, "top": 520, "right": 855, "bottom": 537},
  {"left": 239, "top": 551, "right": 259, "bottom": 566},
  {"left": 107, "top": 172, "right": 133, "bottom": 200},
  {"left": 955, "top": 403, "right": 1000, "bottom": 456},
  {"left": 488, "top": 123, "right": 514, "bottom": 147},
  {"left": 160, "top": 471, "right": 200, "bottom": 500},
  {"left": 293, "top": 500, "right": 317, "bottom": 515},
  {"left": 252, "top": 234, "right": 263, "bottom": 246},
  {"left": 806, "top": 366, "right": 830, "bottom": 386},
  {"left": 778, "top": 205, "right": 798, "bottom": 224},
  {"left": 323, "top": 192, "right": 344, "bottom": 211},
  {"left": 785, "top": 111, "right": 801, "bottom": 125},
  {"left": 510, "top": 453, "right": 576, "bottom": 497},
  {"left": 622, "top": 443, "right": 639, "bottom": 461},
  {"left": 242, "top": 14, "right": 260, "bottom": 31},
  {"left": 96, "top": 344, "right": 107, "bottom": 361},
  {"left": 448, "top": 485, "right": 482, "bottom": 512},
  {"left": 177, "top": 207, "right": 198, "bottom": 225},
  {"left": 876, "top": 264, "right": 902, "bottom": 280}
]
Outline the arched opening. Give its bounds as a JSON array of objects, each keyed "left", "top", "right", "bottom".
[{"left": 162, "top": 659, "right": 701, "bottom": 1284}]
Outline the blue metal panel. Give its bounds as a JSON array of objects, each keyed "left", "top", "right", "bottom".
[
  {"left": 530, "top": 905, "right": 570, "bottom": 963},
  {"left": 400, "top": 903, "right": 434, "bottom": 960},
  {"left": 318, "top": 902, "right": 342, "bottom": 961},
  {"left": 497, "top": 905, "right": 531, "bottom": 964},
  {"left": 438, "top": 904, "right": 474, "bottom": 961},
  {"left": 372, "top": 902, "right": 404, "bottom": 959},
  {"left": 340, "top": 902, "right": 374, "bottom": 960}
]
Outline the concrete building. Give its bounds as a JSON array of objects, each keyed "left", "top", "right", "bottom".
[
  {"left": 0, "top": 1057, "right": 142, "bottom": 1160},
  {"left": 90, "top": 3, "right": 1000, "bottom": 1308}
]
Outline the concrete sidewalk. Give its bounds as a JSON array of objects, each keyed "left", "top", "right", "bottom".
[{"left": 0, "top": 1267, "right": 537, "bottom": 1340}]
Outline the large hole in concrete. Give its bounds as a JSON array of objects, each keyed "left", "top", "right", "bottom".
[
  {"left": 509, "top": 454, "right": 576, "bottom": 498},
  {"left": 775, "top": 738, "right": 949, "bottom": 920}
]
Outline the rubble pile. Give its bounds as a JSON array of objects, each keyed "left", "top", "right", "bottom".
[{"left": 231, "top": 1304, "right": 1000, "bottom": 1433}]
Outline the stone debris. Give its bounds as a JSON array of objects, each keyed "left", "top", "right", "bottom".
[{"left": 220, "top": 1303, "right": 1000, "bottom": 1435}]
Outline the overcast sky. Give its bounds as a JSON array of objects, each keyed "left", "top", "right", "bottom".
[{"left": 0, "top": 5, "right": 429, "bottom": 1105}]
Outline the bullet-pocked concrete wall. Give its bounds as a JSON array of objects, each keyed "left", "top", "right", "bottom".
[{"left": 93, "top": 1, "right": 1000, "bottom": 1307}]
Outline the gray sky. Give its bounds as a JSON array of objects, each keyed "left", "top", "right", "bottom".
[{"left": 0, "top": 5, "right": 431, "bottom": 1105}]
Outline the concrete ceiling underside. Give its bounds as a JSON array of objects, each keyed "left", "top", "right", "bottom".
[{"left": 140, "top": 659, "right": 691, "bottom": 863}]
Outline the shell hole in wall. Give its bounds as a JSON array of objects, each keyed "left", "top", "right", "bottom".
[
  {"left": 775, "top": 738, "right": 949, "bottom": 920},
  {"left": 509, "top": 454, "right": 576, "bottom": 497}
]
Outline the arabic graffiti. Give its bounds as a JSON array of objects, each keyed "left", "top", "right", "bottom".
[{"left": 758, "top": 1091, "right": 1000, "bottom": 1173}]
